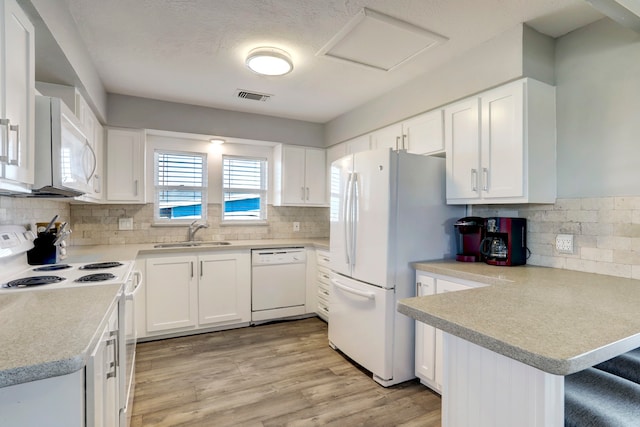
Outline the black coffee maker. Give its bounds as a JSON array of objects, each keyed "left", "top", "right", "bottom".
[
  {"left": 480, "top": 217, "right": 527, "bottom": 266},
  {"left": 453, "top": 217, "right": 485, "bottom": 262}
]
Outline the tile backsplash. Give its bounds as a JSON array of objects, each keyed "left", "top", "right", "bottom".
[
  {"left": 2, "top": 195, "right": 637, "bottom": 281},
  {"left": 70, "top": 203, "right": 329, "bottom": 246},
  {"left": 472, "top": 196, "right": 640, "bottom": 280},
  {"left": 0, "top": 196, "right": 70, "bottom": 230}
]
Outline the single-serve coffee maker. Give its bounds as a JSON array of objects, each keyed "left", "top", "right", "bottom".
[
  {"left": 480, "top": 217, "right": 527, "bottom": 266},
  {"left": 453, "top": 217, "right": 485, "bottom": 262}
]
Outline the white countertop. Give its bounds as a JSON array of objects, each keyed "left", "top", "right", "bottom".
[
  {"left": 0, "top": 238, "right": 329, "bottom": 388},
  {"left": 398, "top": 260, "right": 640, "bottom": 376}
]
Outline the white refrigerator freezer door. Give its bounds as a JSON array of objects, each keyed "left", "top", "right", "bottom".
[
  {"left": 328, "top": 274, "right": 395, "bottom": 381},
  {"left": 329, "top": 154, "right": 354, "bottom": 277},
  {"left": 351, "top": 149, "right": 391, "bottom": 287}
]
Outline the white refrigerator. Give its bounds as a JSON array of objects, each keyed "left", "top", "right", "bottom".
[{"left": 329, "top": 148, "right": 463, "bottom": 386}]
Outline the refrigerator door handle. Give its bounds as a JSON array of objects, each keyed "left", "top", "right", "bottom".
[
  {"left": 351, "top": 173, "right": 359, "bottom": 270},
  {"left": 344, "top": 172, "right": 354, "bottom": 266},
  {"left": 332, "top": 278, "right": 375, "bottom": 300}
]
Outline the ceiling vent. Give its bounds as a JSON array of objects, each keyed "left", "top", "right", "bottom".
[{"left": 235, "top": 89, "right": 272, "bottom": 102}]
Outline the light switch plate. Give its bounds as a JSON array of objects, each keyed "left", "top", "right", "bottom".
[
  {"left": 293, "top": 222, "right": 300, "bottom": 232},
  {"left": 119, "top": 218, "right": 133, "bottom": 231}
]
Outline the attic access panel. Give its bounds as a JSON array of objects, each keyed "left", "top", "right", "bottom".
[{"left": 317, "top": 8, "right": 448, "bottom": 72}]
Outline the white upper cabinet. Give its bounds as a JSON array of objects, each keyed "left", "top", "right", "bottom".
[
  {"left": 105, "top": 127, "right": 146, "bottom": 203},
  {"left": 403, "top": 109, "right": 445, "bottom": 155},
  {"left": 445, "top": 78, "right": 556, "bottom": 204},
  {"left": 370, "top": 123, "right": 402, "bottom": 151},
  {"left": 0, "top": 0, "right": 34, "bottom": 194},
  {"left": 273, "top": 144, "right": 327, "bottom": 206},
  {"left": 369, "top": 110, "right": 445, "bottom": 155}
]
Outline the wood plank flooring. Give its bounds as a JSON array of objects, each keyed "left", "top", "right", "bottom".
[{"left": 131, "top": 317, "right": 441, "bottom": 426}]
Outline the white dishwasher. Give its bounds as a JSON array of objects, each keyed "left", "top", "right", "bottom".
[{"left": 251, "top": 247, "right": 307, "bottom": 322}]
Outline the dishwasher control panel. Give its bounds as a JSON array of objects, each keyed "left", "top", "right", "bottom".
[{"left": 251, "top": 247, "right": 306, "bottom": 265}]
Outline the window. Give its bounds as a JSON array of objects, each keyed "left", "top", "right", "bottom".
[
  {"left": 222, "top": 155, "right": 267, "bottom": 222},
  {"left": 154, "top": 150, "right": 207, "bottom": 223}
]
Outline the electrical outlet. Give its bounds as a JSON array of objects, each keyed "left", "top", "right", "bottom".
[
  {"left": 118, "top": 218, "right": 134, "bottom": 231},
  {"left": 556, "top": 234, "right": 573, "bottom": 254},
  {"left": 293, "top": 222, "right": 300, "bottom": 232}
]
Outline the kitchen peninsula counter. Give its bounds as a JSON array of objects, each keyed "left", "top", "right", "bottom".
[
  {"left": 399, "top": 260, "right": 640, "bottom": 375},
  {"left": 399, "top": 261, "right": 640, "bottom": 426}
]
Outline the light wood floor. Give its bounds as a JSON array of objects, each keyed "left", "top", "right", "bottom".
[{"left": 131, "top": 317, "right": 441, "bottom": 426}]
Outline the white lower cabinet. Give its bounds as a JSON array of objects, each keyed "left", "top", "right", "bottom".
[
  {"left": 86, "top": 305, "right": 120, "bottom": 427},
  {"left": 415, "top": 272, "right": 485, "bottom": 393},
  {"left": 142, "top": 250, "right": 251, "bottom": 337}
]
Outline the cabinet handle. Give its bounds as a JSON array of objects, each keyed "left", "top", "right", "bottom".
[
  {"left": 106, "top": 331, "right": 119, "bottom": 379},
  {"left": 200, "top": 260, "right": 203, "bottom": 278},
  {"left": 482, "top": 168, "right": 489, "bottom": 191},
  {"left": 190, "top": 261, "right": 194, "bottom": 278},
  {"left": 306, "top": 187, "right": 310, "bottom": 201},
  {"left": 471, "top": 169, "right": 478, "bottom": 192},
  {"left": 8, "top": 124, "right": 19, "bottom": 165},
  {"left": 395, "top": 136, "right": 400, "bottom": 151},
  {"left": 0, "top": 119, "right": 9, "bottom": 163},
  {"left": 134, "top": 180, "right": 139, "bottom": 197},
  {"left": 402, "top": 134, "right": 407, "bottom": 150},
  {"left": 300, "top": 186, "right": 305, "bottom": 201}
]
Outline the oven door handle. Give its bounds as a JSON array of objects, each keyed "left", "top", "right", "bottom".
[
  {"left": 125, "top": 270, "right": 143, "bottom": 301},
  {"left": 332, "top": 278, "right": 375, "bottom": 300}
]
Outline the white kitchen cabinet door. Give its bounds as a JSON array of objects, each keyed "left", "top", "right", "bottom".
[
  {"left": 198, "top": 252, "right": 251, "bottom": 326},
  {"left": 86, "top": 305, "right": 119, "bottom": 427},
  {"left": 304, "top": 148, "right": 326, "bottom": 205},
  {"left": 146, "top": 256, "right": 197, "bottom": 332},
  {"left": 345, "top": 134, "right": 371, "bottom": 154},
  {"left": 273, "top": 144, "right": 327, "bottom": 206},
  {"left": 370, "top": 123, "right": 402, "bottom": 151},
  {"left": 106, "top": 127, "right": 145, "bottom": 203},
  {"left": 0, "top": 0, "right": 34, "bottom": 192},
  {"left": 445, "top": 97, "right": 481, "bottom": 201},
  {"left": 480, "top": 81, "right": 524, "bottom": 199},
  {"left": 415, "top": 275, "right": 436, "bottom": 384},
  {"left": 404, "top": 109, "right": 445, "bottom": 155}
]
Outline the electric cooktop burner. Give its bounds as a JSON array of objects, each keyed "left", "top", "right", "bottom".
[
  {"left": 32, "top": 264, "right": 72, "bottom": 272},
  {"left": 75, "top": 273, "right": 116, "bottom": 283},
  {"left": 3, "top": 276, "right": 66, "bottom": 288},
  {"left": 80, "top": 262, "right": 123, "bottom": 270}
]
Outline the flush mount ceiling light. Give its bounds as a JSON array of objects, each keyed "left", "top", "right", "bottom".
[
  {"left": 210, "top": 138, "right": 225, "bottom": 145},
  {"left": 246, "top": 47, "right": 293, "bottom": 76}
]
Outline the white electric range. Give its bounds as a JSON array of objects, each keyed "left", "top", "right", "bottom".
[{"left": 0, "top": 225, "right": 140, "bottom": 427}]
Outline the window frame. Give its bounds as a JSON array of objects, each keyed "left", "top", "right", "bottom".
[
  {"left": 221, "top": 154, "right": 268, "bottom": 224},
  {"left": 153, "top": 149, "right": 208, "bottom": 225}
]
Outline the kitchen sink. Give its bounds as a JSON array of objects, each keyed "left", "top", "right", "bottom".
[{"left": 154, "top": 241, "right": 232, "bottom": 248}]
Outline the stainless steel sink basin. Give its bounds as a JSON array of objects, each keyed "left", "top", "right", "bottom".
[{"left": 154, "top": 241, "right": 232, "bottom": 248}]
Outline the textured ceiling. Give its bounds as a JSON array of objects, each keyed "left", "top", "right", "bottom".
[{"left": 63, "top": 0, "right": 603, "bottom": 123}]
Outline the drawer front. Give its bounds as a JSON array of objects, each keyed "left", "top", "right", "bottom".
[{"left": 316, "top": 250, "right": 330, "bottom": 268}]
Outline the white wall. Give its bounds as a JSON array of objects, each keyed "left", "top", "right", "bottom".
[
  {"left": 555, "top": 18, "right": 640, "bottom": 197},
  {"left": 109, "top": 94, "right": 325, "bottom": 148}
]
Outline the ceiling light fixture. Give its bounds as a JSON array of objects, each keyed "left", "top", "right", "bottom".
[
  {"left": 246, "top": 47, "right": 293, "bottom": 76},
  {"left": 210, "top": 138, "right": 225, "bottom": 145}
]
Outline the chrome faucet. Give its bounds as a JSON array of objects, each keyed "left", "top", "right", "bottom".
[{"left": 188, "top": 220, "right": 209, "bottom": 241}]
